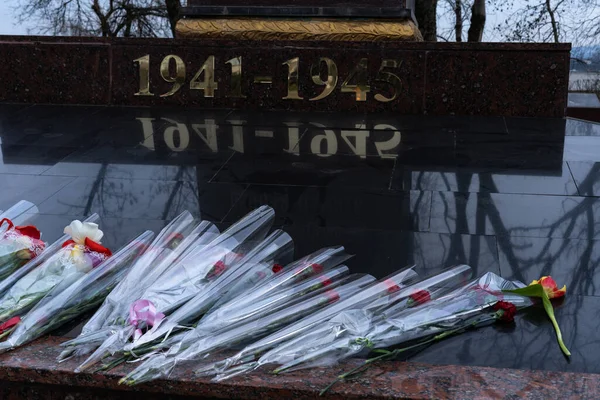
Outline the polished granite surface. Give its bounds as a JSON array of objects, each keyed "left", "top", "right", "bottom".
[{"left": 0, "top": 104, "right": 599, "bottom": 379}]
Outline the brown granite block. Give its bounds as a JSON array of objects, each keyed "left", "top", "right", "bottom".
[
  {"left": 0, "top": 42, "right": 110, "bottom": 104},
  {"left": 0, "top": 337, "right": 599, "bottom": 399},
  {"left": 424, "top": 49, "right": 569, "bottom": 118}
]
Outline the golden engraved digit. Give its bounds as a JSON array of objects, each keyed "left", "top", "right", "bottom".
[
  {"left": 134, "top": 55, "right": 153, "bottom": 96},
  {"left": 310, "top": 57, "right": 338, "bottom": 101},
  {"left": 226, "top": 56, "right": 245, "bottom": 98},
  {"left": 283, "top": 57, "right": 304, "bottom": 100},
  {"left": 341, "top": 58, "right": 370, "bottom": 101},
  {"left": 375, "top": 60, "right": 402, "bottom": 103},
  {"left": 159, "top": 55, "right": 186, "bottom": 97},
  {"left": 191, "top": 56, "right": 218, "bottom": 97}
]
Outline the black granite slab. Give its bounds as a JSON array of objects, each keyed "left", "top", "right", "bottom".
[{"left": 1, "top": 105, "right": 600, "bottom": 395}]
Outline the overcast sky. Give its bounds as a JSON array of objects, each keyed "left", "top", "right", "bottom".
[{"left": 0, "top": 3, "right": 32, "bottom": 35}]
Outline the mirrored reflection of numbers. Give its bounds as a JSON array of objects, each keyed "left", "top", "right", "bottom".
[
  {"left": 137, "top": 117, "right": 219, "bottom": 153},
  {"left": 136, "top": 117, "right": 400, "bottom": 159},
  {"left": 133, "top": 54, "right": 403, "bottom": 103},
  {"left": 305, "top": 124, "right": 401, "bottom": 158}
]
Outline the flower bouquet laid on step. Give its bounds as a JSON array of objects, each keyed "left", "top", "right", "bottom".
[
  {"left": 74, "top": 206, "right": 279, "bottom": 372},
  {"left": 0, "top": 220, "right": 112, "bottom": 330},
  {"left": 124, "top": 243, "right": 347, "bottom": 357},
  {"left": 0, "top": 230, "right": 155, "bottom": 349},
  {"left": 266, "top": 270, "right": 526, "bottom": 376},
  {"left": 81, "top": 228, "right": 293, "bottom": 373},
  {"left": 0, "top": 200, "right": 40, "bottom": 235},
  {"left": 58, "top": 211, "right": 213, "bottom": 362},
  {"left": 220, "top": 264, "right": 474, "bottom": 379},
  {"left": 0, "top": 217, "right": 46, "bottom": 281},
  {"left": 167, "top": 267, "right": 421, "bottom": 382},
  {"left": 0, "top": 214, "right": 100, "bottom": 299},
  {"left": 120, "top": 272, "right": 374, "bottom": 385}
]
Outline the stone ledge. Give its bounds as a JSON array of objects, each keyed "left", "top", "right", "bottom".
[{"left": 0, "top": 337, "right": 599, "bottom": 399}]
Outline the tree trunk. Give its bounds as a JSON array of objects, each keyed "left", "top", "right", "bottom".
[
  {"left": 91, "top": 0, "right": 111, "bottom": 37},
  {"left": 415, "top": 0, "right": 438, "bottom": 41},
  {"left": 455, "top": 0, "right": 462, "bottom": 42},
  {"left": 165, "top": 0, "right": 181, "bottom": 38},
  {"left": 467, "top": 0, "right": 486, "bottom": 42},
  {"left": 545, "top": 0, "right": 560, "bottom": 43}
]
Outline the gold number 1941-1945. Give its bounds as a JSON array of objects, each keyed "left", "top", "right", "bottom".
[{"left": 134, "top": 55, "right": 402, "bottom": 102}]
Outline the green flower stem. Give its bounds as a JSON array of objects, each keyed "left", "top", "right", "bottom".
[
  {"left": 541, "top": 295, "right": 571, "bottom": 356},
  {"left": 504, "top": 284, "right": 571, "bottom": 357},
  {"left": 319, "top": 323, "right": 474, "bottom": 396}
]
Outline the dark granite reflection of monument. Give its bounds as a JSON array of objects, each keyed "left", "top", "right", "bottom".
[{"left": 177, "top": 0, "right": 422, "bottom": 41}]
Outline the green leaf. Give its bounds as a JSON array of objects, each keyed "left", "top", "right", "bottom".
[{"left": 504, "top": 283, "right": 545, "bottom": 298}]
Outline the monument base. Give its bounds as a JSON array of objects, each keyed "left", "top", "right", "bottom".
[{"left": 175, "top": 18, "right": 423, "bottom": 41}]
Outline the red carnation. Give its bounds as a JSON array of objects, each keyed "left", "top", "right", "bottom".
[
  {"left": 325, "top": 290, "right": 340, "bottom": 302},
  {"left": 272, "top": 264, "right": 284, "bottom": 273},
  {"left": 208, "top": 260, "right": 227, "bottom": 279},
  {"left": 0, "top": 316, "right": 21, "bottom": 334},
  {"left": 409, "top": 290, "right": 431, "bottom": 305},
  {"left": 311, "top": 263, "right": 324, "bottom": 274},
  {"left": 493, "top": 301, "right": 517, "bottom": 323},
  {"left": 319, "top": 276, "right": 333, "bottom": 287},
  {"left": 384, "top": 279, "right": 400, "bottom": 294}
]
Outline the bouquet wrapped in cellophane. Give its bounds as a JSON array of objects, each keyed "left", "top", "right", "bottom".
[
  {"left": 120, "top": 272, "right": 374, "bottom": 385},
  {"left": 149, "top": 267, "right": 418, "bottom": 384},
  {"left": 0, "top": 219, "right": 112, "bottom": 333},
  {"left": 198, "top": 264, "right": 353, "bottom": 333},
  {"left": 124, "top": 244, "right": 348, "bottom": 355},
  {"left": 58, "top": 210, "right": 215, "bottom": 362},
  {"left": 235, "top": 264, "right": 474, "bottom": 377},
  {"left": 0, "top": 200, "right": 40, "bottom": 235},
  {"left": 74, "top": 206, "right": 280, "bottom": 372},
  {"left": 266, "top": 271, "right": 533, "bottom": 375},
  {"left": 0, "top": 214, "right": 100, "bottom": 299},
  {"left": 0, "top": 230, "right": 155, "bottom": 350},
  {"left": 0, "top": 201, "right": 46, "bottom": 282}
]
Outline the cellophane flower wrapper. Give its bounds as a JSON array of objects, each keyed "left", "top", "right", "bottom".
[
  {"left": 75, "top": 212, "right": 278, "bottom": 372},
  {"left": 210, "top": 260, "right": 282, "bottom": 308},
  {"left": 138, "top": 206, "right": 276, "bottom": 315},
  {"left": 202, "top": 246, "right": 352, "bottom": 323},
  {"left": 198, "top": 250, "right": 353, "bottom": 332},
  {"left": 170, "top": 270, "right": 363, "bottom": 358},
  {"left": 0, "top": 200, "right": 39, "bottom": 234},
  {"left": 205, "top": 267, "right": 418, "bottom": 375},
  {"left": 61, "top": 214, "right": 216, "bottom": 363},
  {"left": 0, "top": 231, "right": 155, "bottom": 352},
  {"left": 124, "top": 226, "right": 293, "bottom": 353},
  {"left": 0, "top": 214, "right": 100, "bottom": 299},
  {"left": 247, "top": 265, "right": 473, "bottom": 375},
  {"left": 0, "top": 220, "right": 111, "bottom": 325},
  {"left": 272, "top": 272, "right": 533, "bottom": 374},
  {"left": 121, "top": 273, "right": 374, "bottom": 385},
  {"left": 0, "top": 222, "right": 46, "bottom": 282},
  {"left": 197, "top": 265, "right": 351, "bottom": 333}
]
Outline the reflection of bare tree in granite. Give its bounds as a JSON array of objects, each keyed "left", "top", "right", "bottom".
[
  {"left": 418, "top": 165, "right": 600, "bottom": 372},
  {"left": 57, "top": 163, "right": 199, "bottom": 221},
  {"left": 83, "top": 164, "right": 108, "bottom": 216}
]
